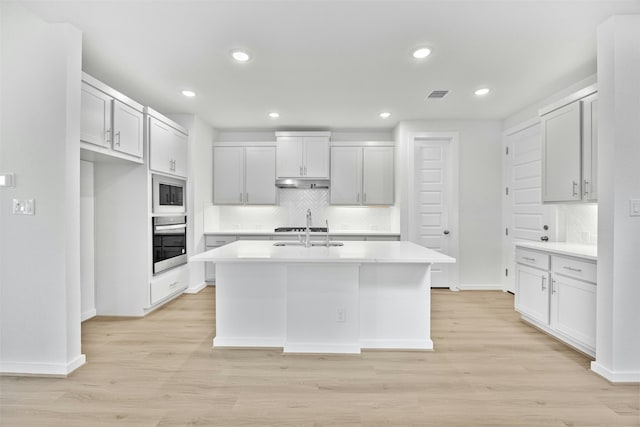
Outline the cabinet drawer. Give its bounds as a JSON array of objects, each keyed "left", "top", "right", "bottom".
[
  {"left": 205, "top": 235, "right": 236, "bottom": 246},
  {"left": 150, "top": 267, "right": 187, "bottom": 305},
  {"left": 552, "top": 255, "right": 596, "bottom": 283},
  {"left": 516, "top": 248, "right": 550, "bottom": 270}
]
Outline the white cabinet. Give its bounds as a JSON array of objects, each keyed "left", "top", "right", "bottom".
[
  {"left": 540, "top": 87, "right": 597, "bottom": 203},
  {"left": 204, "top": 235, "right": 236, "bottom": 282},
  {"left": 515, "top": 246, "right": 596, "bottom": 356},
  {"left": 276, "top": 132, "right": 330, "bottom": 179},
  {"left": 213, "top": 146, "right": 276, "bottom": 205},
  {"left": 80, "top": 75, "right": 144, "bottom": 161},
  {"left": 330, "top": 146, "right": 394, "bottom": 205},
  {"left": 148, "top": 111, "right": 188, "bottom": 178}
]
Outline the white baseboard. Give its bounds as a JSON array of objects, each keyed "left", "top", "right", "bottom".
[
  {"left": 591, "top": 361, "right": 640, "bottom": 383},
  {"left": 360, "top": 338, "right": 433, "bottom": 351},
  {"left": 1, "top": 354, "right": 86, "bottom": 377},
  {"left": 455, "top": 283, "right": 504, "bottom": 291},
  {"left": 284, "top": 342, "right": 361, "bottom": 354},
  {"left": 81, "top": 308, "right": 97, "bottom": 322},
  {"left": 213, "top": 336, "right": 284, "bottom": 348},
  {"left": 184, "top": 281, "right": 207, "bottom": 294}
]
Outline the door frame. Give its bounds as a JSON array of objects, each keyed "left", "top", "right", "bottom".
[{"left": 406, "top": 132, "right": 459, "bottom": 290}]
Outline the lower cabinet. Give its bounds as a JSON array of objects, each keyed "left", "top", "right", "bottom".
[
  {"left": 205, "top": 235, "right": 237, "bottom": 282},
  {"left": 149, "top": 265, "right": 188, "bottom": 306},
  {"left": 515, "top": 246, "right": 596, "bottom": 356}
]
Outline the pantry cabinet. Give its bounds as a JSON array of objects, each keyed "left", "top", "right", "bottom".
[
  {"left": 540, "top": 86, "right": 598, "bottom": 203},
  {"left": 213, "top": 146, "right": 277, "bottom": 205},
  {"left": 147, "top": 110, "right": 188, "bottom": 178},
  {"left": 80, "top": 74, "right": 144, "bottom": 162},
  {"left": 330, "top": 145, "right": 394, "bottom": 205},
  {"left": 275, "top": 132, "right": 330, "bottom": 179},
  {"left": 515, "top": 245, "right": 596, "bottom": 356}
]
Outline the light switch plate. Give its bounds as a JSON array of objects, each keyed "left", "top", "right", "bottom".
[
  {"left": 630, "top": 199, "right": 640, "bottom": 217},
  {"left": 12, "top": 199, "right": 35, "bottom": 215}
]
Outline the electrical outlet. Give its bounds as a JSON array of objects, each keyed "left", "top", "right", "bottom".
[
  {"left": 12, "top": 198, "right": 35, "bottom": 215},
  {"left": 336, "top": 308, "right": 346, "bottom": 323}
]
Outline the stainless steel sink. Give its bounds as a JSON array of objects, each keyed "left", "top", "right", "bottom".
[{"left": 273, "top": 241, "right": 344, "bottom": 247}]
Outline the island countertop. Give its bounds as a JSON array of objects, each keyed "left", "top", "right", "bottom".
[{"left": 190, "top": 240, "right": 456, "bottom": 264}]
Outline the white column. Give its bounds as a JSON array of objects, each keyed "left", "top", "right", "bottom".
[{"left": 592, "top": 15, "right": 640, "bottom": 383}]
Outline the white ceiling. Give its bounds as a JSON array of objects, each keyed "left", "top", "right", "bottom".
[{"left": 19, "top": 0, "right": 640, "bottom": 130}]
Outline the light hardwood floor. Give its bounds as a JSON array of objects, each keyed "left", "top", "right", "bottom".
[{"left": 1, "top": 287, "right": 638, "bottom": 426}]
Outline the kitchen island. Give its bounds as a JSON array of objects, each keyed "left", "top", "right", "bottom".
[{"left": 190, "top": 240, "right": 455, "bottom": 354}]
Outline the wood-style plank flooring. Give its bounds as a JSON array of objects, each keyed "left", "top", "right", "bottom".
[{"left": 1, "top": 288, "right": 638, "bottom": 426}]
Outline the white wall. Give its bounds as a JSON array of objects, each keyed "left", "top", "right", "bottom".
[
  {"left": 591, "top": 15, "right": 640, "bottom": 383},
  {"left": 0, "top": 4, "right": 84, "bottom": 375},
  {"left": 395, "top": 120, "right": 503, "bottom": 288},
  {"left": 170, "top": 115, "right": 215, "bottom": 292},
  {"left": 80, "top": 160, "right": 96, "bottom": 320}
]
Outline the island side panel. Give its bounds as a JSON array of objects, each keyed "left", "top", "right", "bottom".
[
  {"left": 359, "top": 263, "right": 433, "bottom": 350},
  {"left": 213, "top": 263, "right": 286, "bottom": 348},
  {"left": 285, "top": 264, "right": 361, "bottom": 354}
]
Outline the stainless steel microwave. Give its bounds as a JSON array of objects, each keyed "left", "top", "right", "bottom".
[{"left": 152, "top": 175, "right": 186, "bottom": 214}]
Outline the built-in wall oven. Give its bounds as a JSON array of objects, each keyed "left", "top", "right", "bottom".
[
  {"left": 153, "top": 216, "right": 187, "bottom": 275},
  {"left": 153, "top": 175, "right": 186, "bottom": 214}
]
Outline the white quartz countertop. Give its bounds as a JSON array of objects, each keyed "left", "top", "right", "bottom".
[
  {"left": 204, "top": 230, "right": 401, "bottom": 237},
  {"left": 515, "top": 240, "right": 597, "bottom": 261},
  {"left": 191, "top": 240, "right": 456, "bottom": 264}
]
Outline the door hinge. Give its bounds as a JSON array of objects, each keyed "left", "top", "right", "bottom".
[
  {"left": 505, "top": 187, "right": 509, "bottom": 196},
  {"left": 505, "top": 227, "right": 509, "bottom": 236},
  {"left": 505, "top": 146, "right": 509, "bottom": 155},
  {"left": 505, "top": 268, "right": 509, "bottom": 277}
]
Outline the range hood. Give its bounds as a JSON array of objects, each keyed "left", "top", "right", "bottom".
[{"left": 275, "top": 178, "right": 330, "bottom": 189}]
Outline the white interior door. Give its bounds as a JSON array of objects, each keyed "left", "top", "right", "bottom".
[
  {"left": 410, "top": 137, "right": 457, "bottom": 289},
  {"left": 503, "top": 121, "right": 556, "bottom": 293}
]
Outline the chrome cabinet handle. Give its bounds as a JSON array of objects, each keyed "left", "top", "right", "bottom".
[
  {"left": 551, "top": 278, "right": 556, "bottom": 294},
  {"left": 522, "top": 256, "right": 536, "bottom": 262},
  {"left": 239, "top": 192, "right": 243, "bottom": 202},
  {"left": 245, "top": 193, "right": 249, "bottom": 203},
  {"left": 115, "top": 131, "right": 121, "bottom": 146},
  {"left": 105, "top": 129, "right": 111, "bottom": 142},
  {"left": 572, "top": 181, "right": 578, "bottom": 197},
  {"left": 541, "top": 276, "right": 547, "bottom": 291},
  {"left": 299, "top": 166, "right": 303, "bottom": 176},
  {"left": 562, "top": 266, "right": 582, "bottom": 272},
  {"left": 583, "top": 179, "right": 589, "bottom": 196}
]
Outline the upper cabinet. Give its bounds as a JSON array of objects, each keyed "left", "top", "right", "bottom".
[
  {"left": 330, "top": 144, "right": 394, "bottom": 206},
  {"left": 275, "top": 132, "right": 330, "bottom": 179},
  {"left": 147, "top": 108, "right": 188, "bottom": 178},
  {"left": 80, "top": 73, "right": 144, "bottom": 162},
  {"left": 213, "top": 145, "right": 277, "bottom": 205},
  {"left": 540, "top": 86, "right": 597, "bottom": 203}
]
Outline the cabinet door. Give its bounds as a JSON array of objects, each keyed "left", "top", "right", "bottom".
[
  {"left": 515, "top": 264, "right": 550, "bottom": 325},
  {"left": 303, "top": 137, "right": 330, "bottom": 178},
  {"left": 363, "top": 147, "right": 394, "bottom": 205},
  {"left": 112, "top": 100, "right": 143, "bottom": 157},
  {"left": 213, "top": 147, "right": 244, "bottom": 204},
  {"left": 541, "top": 102, "right": 582, "bottom": 202},
  {"left": 276, "top": 137, "right": 303, "bottom": 178},
  {"left": 169, "top": 128, "right": 188, "bottom": 178},
  {"left": 80, "top": 83, "right": 112, "bottom": 148},
  {"left": 330, "top": 147, "right": 362, "bottom": 205},
  {"left": 582, "top": 94, "right": 598, "bottom": 202},
  {"left": 550, "top": 274, "right": 596, "bottom": 350},
  {"left": 245, "top": 147, "right": 277, "bottom": 205},
  {"left": 149, "top": 117, "right": 175, "bottom": 175}
]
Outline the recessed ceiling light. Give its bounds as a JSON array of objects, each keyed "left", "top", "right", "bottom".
[
  {"left": 269, "top": 112, "right": 280, "bottom": 118},
  {"left": 181, "top": 90, "right": 196, "bottom": 97},
  {"left": 475, "top": 88, "right": 490, "bottom": 96},
  {"left": 412, "top": 48, "right": 431, "bottom": 59},
  {"left": 379, "top": 112, "right": 391, "bottom": 119},
  {"left": 231, "top": 50, "right": 251, "bottom": 62}
]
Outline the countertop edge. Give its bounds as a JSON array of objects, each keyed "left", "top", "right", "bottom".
[
  {"left": 204, "top": 230, "right": 402, "bottom": 237},
  {"left": 514, "top": 241, "right": 597, "bottom": 261}
]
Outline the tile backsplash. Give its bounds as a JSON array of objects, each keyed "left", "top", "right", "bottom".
[
  {"left": 560, "top": 204, "right": 598, "bottom": 245},
  {"left": 204, "top": 189, "right": 398, "bottom": 232}
]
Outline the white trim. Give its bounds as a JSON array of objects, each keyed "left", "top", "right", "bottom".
[
  {"left": 538, "top": 84, "right": 598, "bottom": 116},
  {"left": 81, "top": 72, "right": 144, "bottom": 112},
  {"left": 406, "top": 131, "right": 460, "bottom": 290},
  {"left": 144, "top": 106, "right": 188, "bottom": 134},
  {"left": 275, "top": 131, "right": 331, "bottom": 138},
  {"left": 81, "top": 308, "right": 97, "bottom": 322},
  {"left": 284, "top": 342, "right": 361, "bottom": 354},
  {"left": 330, "top": 140, "right": 395, "bottom": 147},
  {"left": 503, "top": 117, "right": 541, "bottom": 137},
  {"left": 456, "top": 284, "right": 504, "bottom": 291},
  {"left": 213, "top": 141, "right": 275, "bottom": 147},
  {"left": 1, "top": 354, "right": 86, "bottom": 377},
  {"left": 360, "top": 339, "right": 433, "bottom": 350},
  {"left": 184, "top": 281, "right": 207, "bottom": 294},
  {"left": 591, "top": 362, "right": 640, "bottom": 384},
  {"left": 213, "top": 337, "right": 284, "bottom": 348}
]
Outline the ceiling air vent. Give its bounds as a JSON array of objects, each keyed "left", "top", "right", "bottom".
[{"left": 426, "top": 90, "right": 449, "bottom": 99}]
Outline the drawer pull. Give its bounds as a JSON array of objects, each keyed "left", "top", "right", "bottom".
[
  {"left": 522, "top": 256, "right": 536, "bottom": 262},
  {"left": 562, "top": 266, "right": 583, "bottom": 273},
  {"left": 541, "top": 275, "right": 547, "bottom": 291},
  {"left": 168, "top": 281, "right": 179, "bottom": 288}
]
